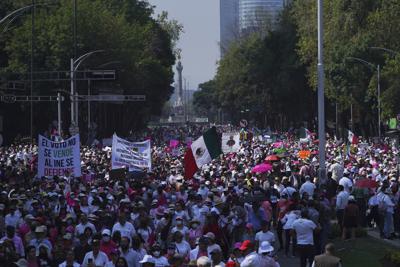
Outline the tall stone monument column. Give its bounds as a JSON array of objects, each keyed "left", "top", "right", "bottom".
[{"left": 176, "top": 60, "right": 183, "bottom": 107}]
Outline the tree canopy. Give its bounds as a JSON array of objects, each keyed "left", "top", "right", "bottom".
[
  {"left": 194, "top": 5, "right": 313, "bottom": 129},
  {"left": 0, "top": 0, "right": 182, "bottom": 139},
  {"left": 194, "top": 0, "right": 400, "bottom": 136}
]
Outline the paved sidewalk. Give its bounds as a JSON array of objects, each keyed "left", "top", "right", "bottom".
[{"left": 367, "top": 229, "right": 400, "bottom": 248}]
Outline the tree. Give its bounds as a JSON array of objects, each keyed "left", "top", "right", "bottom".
[
  {"left": 292, "top": 0, "right": 400, "bottom": 136},
  {"left": 1, "top": 0, "right": 181, "bottom": 139},
  {"left": 194, "top": 4, "right": 313, "bottom": 129}
]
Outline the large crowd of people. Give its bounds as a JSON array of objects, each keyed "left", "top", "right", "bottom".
[{"left": 0, "top": 124, "right": 399, "bottom": 267}]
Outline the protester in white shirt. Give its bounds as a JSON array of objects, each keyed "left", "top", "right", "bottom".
[
  {"left": 112, "top": 212, "right": 136, "bottom": 239},
  {"left": 339, "top": 177, "right": 353, "bottom": 193},
  {"left": 292, "top": 209, "right": 318, "bottom": 267},
  {"left": 335, "top": 185, "right": 349, "bottom": 232},
  {"left": 173, "top": 231, "right": 191, "bottom": 259},
  {"left": 82, "top": 239, "right": 109, "bottom": 267},
  {"left": 75, "top": 214, "right": 97, "bottom": 236},
  {"left": 378, "top": 188, "right": 396, "bottom": 239},
  {"left": 281, "top": 207, "right": 300, "bottom": 257},
  {"left": 329, "top": 158, "right": 344, "bottom": 182},
  {"left": 119, "top": 237, "right": 141, "bottom": 267},
  {"left": 4, "top": 206, "right": 21, "bottom": 228},
  {"left": 58, "top": 250, "right": 80, "bottom": 267},
  {"left": 299, "top": 176, "right": 316, "bottom": 198},
  {"left": 255, "top": 220, "right": 275, "bottom": 247},
  {"left": 151, "top": 244, "right": 169, "bottom": 267}
]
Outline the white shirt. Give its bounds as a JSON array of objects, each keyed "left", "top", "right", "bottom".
[
  {"left": 281, "top": 211, "right": 300, "bottom": 230},
  {"left": 255, "top": 230, "right": 275, "bottom": 244},
  {"left": 153, "top": 256, "right": 169, "bottom": 267},
  {"left": 368, "top": 195, "right": 379, "bottom": 206},
  {"left": 75, "top": 222, "right": 97, "bottom": 236},
  {"left": 377, "top": 192, "right": 395, "bottom": 214},
  {"left": 119, "top": 248, "right": 141, "bottom": 267},
  {"left": 175, "top": 240, "right": 191, "bottom": 257},
  {"left": 300, "top": 181, "right": 316, "bottom": 197},
  {"left": 208, "top": 243, "right": 222, "bottom": 255},
  {"left": 82, "top": 251, "right": 109, "bottom": 267},
  {"left": 240, "top": 252, "right": 266, "bottom": 267},
  {"left": 191, "top": 205, "right": 209, "bottom": 225},
  {"left": 339, "top": 177, "right": 353, "bottom": 193},
  {"left": 171, "top": 225, "right": 189, "bottom": 236},
  {"left": 5, "top": 212, "right": 21, "bottom": 228},
  {"left": 281, "top": 187, "right": 296, "bottom": 198},
  {"left": 112, "top": 221, "right": 136, "bottom": 238},
  {"left": 59, "top": 261, "right": 80, "bottom": 267},
  {"left": 336, "top": 191, "right": 349, "bottom": 210},
  {"left": 292, "top": 218, "right": 317, "bottom": 245},
  {"left": 330, "top": 163, "right": 344, "bottom": 181},
  {"left": 274, "top": 184, "right": 285, "bottom": 194}
]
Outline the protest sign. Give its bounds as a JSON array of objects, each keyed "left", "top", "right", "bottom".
[
  {"left": 222, "top": 133, "right": 240, "bottom": 154},
  {"left": 38, "top": 135, "right": 81, "bottom": 177},
  {"left": 111, "top": 134, "right": 151, "bottom": 171}
]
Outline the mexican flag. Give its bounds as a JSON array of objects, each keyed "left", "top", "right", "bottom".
[
  {"left": 184, "top": 127, "right": 222, "bottom": 179},
  {"left": 348, "top": 130, "right": 358, "bottom": 144}
]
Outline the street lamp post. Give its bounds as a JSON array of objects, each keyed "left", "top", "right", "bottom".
[
  {"left": 317, "top": 0, "right": 326, "bottom": 182},
  {"left": 70, "top": 50, "right": 104, "bottom": 135},
  {"left": 346, "top": 57, "right": 381, "bottom": 138}
]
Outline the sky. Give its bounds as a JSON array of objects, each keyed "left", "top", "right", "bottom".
[{"left": 148, "top": 0, "right": 220, "bottom": 90}]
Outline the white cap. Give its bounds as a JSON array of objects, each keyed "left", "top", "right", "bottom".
[
  {"left": 139, "top": 255, "right": 156, "bottom": 264},
  {"left": 258, "top": 241, "right": 274, "bottom": 254},
  {"left": 205, "top": 232, "right": 215, "bottom": 240},
  {"left": 197, "top": 256, "right": 212, "bottom": 266},
  {"left": 102, "top": 229, "right": 111, "bottom": 236}
]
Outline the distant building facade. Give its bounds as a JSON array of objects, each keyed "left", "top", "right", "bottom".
[
  {"left": 220, "top": 0, "right": 290, "bottom": 57},
  {"left": 220, "top": 0, "right": 239, "bottom": 57},
  {"left": 239, "top": 0, "right": 284, "bottom": 32}
]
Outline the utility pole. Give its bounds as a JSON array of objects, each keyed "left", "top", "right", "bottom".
[
  {"left": 350, "top": 94, "right": 353, "bottom": 131},
  {"left": 73, "top": 0, "right": 77, "bottom": 59},
  {"left": 377, "top": 64, "right": 381, "bottom": 139},
  {"left": 88, "top": 79, "right": 91, "bottom": 142},
  {"left": 70, "top": 58, "right": 75, "bottom": 132},
  {"left": 317, "top": 0, "right": 326, "bottom": 182},
  {"left": 57, "top": 92, "right": 62, "bottom": 136}
]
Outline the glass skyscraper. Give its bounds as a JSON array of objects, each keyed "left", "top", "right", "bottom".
[
  {"left": 220, "top": 0, "right": 286, "bottom": 57},
  {"left": 239, "top": 0, "right": 284, "bottom": 32}
]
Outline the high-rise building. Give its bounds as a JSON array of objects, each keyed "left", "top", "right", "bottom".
[
  {"left": 238, "top": 0, "right": 284, "bottom": 33},
  {"left": 220, "top": 0, "right": 287, "bottom": 57},
  {"left": 220, "top": 0, "right": 239, "bottom": 57}
]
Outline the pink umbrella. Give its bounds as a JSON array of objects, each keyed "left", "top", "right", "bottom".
[
  {"left": 251, "top": 163, "right": 273, "bottom": 173},
  {"left": 265, "top": 155, "right": 280, "bottom": 162},
  {"left": 273, "top": 141, "right": 283, "bottom": 148}
]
